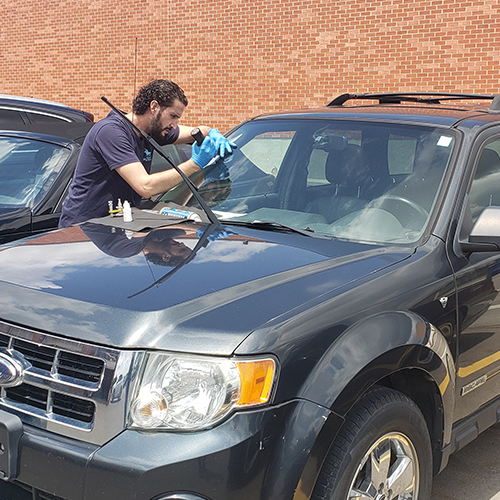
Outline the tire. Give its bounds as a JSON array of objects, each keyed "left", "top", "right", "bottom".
[{"left": 312, "top": 386, "right": 433, "bottom": 500}]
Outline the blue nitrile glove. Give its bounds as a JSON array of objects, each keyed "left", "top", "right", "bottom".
[
  {"left": 191, "top": 137, "right": 219, "bottom": 168},
  {"left": 197, "top": 227, "right": 236, "bottom": 241},
  {"left": 208, "top": 128, "right": 237, "bottom": 158},
  {"left": 201, "top": 160, "right": 230, "bottom": 185}
]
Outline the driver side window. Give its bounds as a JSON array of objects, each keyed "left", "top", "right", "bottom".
[{"left": 469, "top": 139, "right": 500, "bottom": 224}]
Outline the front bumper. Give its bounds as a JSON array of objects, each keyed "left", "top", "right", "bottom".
[{"left": 0, "top": 400, "right": 341, "bottom": 500}]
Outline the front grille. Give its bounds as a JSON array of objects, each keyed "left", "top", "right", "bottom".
[
  {"left": 52, "top": 393, "right": 95, "bottom": 423},
  {"left": 6, "top": 384, "right": 48, "bottom": 410},
  {"left": 10, "top": 338, "right": 105, "bottom": 384},
  {"left": 0, "top": 320, "right": 134, "bottom": 445},
  {"left": 13, "top": 338, "right": 55, "bottom": 371},
  {"left": 0, "top": 337, "right": 102, "bottom": 426},
  {"left": 0, "top": 337, "right": 104, "bottom": 425},
  {"left": 5, "top": 384, "right": 95, "bottom": 423},
  {"left": 0, "top": 333, "right": 9, "bottom": 348},
  {"left": 58, "top": 351, "right": 104, "bottom": 383}
]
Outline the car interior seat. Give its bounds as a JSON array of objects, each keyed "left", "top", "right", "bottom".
[{"left": 305, "top": 143, "right": 390, "bottom": 223}]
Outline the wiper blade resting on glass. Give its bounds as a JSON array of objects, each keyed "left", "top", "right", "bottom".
[
  {"left": 101, "top": 97, "right": 219, "bottom": 225},
  {"left": 224, "top": 219, "right": 325, "bottom": 238}
]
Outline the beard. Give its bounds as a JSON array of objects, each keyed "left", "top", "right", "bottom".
[{"left": 149, "top": 113, "right": 171, "bottom": 145}]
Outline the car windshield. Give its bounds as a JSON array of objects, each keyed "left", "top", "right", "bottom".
[
  {"left": 0, "top": 137, "right": 71, "bottom": 209},
  {"left": 159, "top": 119, "right": 457, "bottom": 244}
]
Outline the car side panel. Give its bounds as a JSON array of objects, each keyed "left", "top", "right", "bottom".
[{"left": 0, "top": 207, "right": 32, "bottom": 244}]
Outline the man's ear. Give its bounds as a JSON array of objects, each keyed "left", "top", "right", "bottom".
[{"left": 150, "top": 100, "right": 160, "bottom": 114}]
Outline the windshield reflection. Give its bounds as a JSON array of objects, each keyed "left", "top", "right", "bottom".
[
  {"left": 81, "top": 223, "right": 192, "bottom": 265},
  {"left": 81, "top": 223, "right": 235, "bottom": 298}
]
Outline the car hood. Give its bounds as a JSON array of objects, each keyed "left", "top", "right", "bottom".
[{"left": 0, "top": 221, "right": 414, "bottom": 354}]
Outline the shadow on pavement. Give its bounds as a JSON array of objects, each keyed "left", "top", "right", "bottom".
[{"left": 431, "top": 422, "right": 500, "bottom": 500}]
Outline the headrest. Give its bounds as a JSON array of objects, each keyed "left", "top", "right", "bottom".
[{"left": 325, "top": 144, "right": 364, "bottom": 185}]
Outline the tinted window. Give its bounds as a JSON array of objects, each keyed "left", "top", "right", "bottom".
[
  {"left": 150, "top": 144, "right": 190, "bottom": 174},
  {"left": 28, "top": 112, "right": 69, "bottom": 124},
  {"left": 0, "top": 109, "right": 25, "bottom": 126},
  {"left": 0, "top": 137, "right": 71, "bottom": 208}
]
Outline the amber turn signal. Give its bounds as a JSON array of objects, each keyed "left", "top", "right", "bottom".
[{"left": 236, "top": 359, "right": 276, "bottom": 406}]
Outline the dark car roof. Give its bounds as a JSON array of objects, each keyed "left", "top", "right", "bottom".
[
  {"left": 0, "top": 122, "right": 94, "bottom": 145},
  {"left": 251, "top": 92, "right": 500, "bottom": 129},
  {"left": 0, "top": 95, "right": 94, "bottom": 123}
]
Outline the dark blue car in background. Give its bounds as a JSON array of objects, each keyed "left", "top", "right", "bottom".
[
  {"left": 0, "top": 94, "right": 94, "bottom": 126},
  {"left": 0, "top": 95, "right": 94, "bottom": 243},
  {"left": 0, "top": 95, "right": 189, "bottom": 244}
]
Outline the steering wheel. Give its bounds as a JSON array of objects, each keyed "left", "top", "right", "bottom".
[{"left": 368, "top": 195, "right": 429, "bottom": 230}]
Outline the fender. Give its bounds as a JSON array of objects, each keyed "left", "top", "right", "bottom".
[
  {"left": 258, "top": 311, "right": 456, "bottom": 500},
  {"left": 298, "top": 310, "right": 455, "bottom": 443}
]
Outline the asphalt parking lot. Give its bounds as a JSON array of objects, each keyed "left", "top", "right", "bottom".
[{"left": 431, "top": 422, "right": 500, "bottom": 499}]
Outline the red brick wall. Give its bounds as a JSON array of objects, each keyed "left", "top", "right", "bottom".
[{"left": 2, "top": 0, "right": 499, "bottom": 132}]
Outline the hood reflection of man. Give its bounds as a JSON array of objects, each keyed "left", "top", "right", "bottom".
[
  {"left": 80, "top": 222, "right": 193, "bottom": 267},
  {"left": 141, "top": 232, "right": 192, "bottom": 267}
]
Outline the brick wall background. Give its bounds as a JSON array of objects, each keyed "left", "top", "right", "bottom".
[{"left": 2, "top": 0, "right": 499, "bottom": 132}]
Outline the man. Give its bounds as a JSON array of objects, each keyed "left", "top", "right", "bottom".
[
  {"left": 80, "top": 222, "right": 193, "bottom": 266},
  {"left": 59, "top": 79, "right": 234, "bottom": 228}
]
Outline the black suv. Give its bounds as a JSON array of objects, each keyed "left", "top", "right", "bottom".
[
  {"left": 1, "top": 93, "right": 500, "bottom": 500},
  {"left": 0, "top": 94, "right": 94, "bottom": 126}
]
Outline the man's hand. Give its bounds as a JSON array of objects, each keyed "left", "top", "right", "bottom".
[
  {"left": 208, "top": 129, "right": 237, "bottom": 157},
  {"left": 190, "top": 136, "right": 219, "bottom": 168}
]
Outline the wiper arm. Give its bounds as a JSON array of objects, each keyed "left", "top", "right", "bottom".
[
  {"left": 101, "top": 96, "right": 219, "bottom": 225},
  {"left": 222, "top": 219, "right": 325, "bottom": 238}
]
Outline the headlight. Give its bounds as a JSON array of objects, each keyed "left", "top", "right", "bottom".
[{"left": 129, "top": 352, "right": 276, "bottom": 431}]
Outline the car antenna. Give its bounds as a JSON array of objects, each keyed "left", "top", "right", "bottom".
[{"left": 101, "top": 96, "right": 219, "bottom": 225}]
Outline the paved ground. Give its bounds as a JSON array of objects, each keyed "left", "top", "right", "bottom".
[{"left": 431, "top": 422, "right": 500, "bottom": 499}]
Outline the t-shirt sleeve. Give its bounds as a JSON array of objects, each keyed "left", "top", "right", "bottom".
[
  {"left": 81, "top": 223, "right": 146, "bottom": 258},
  {"left": 94, "top": 122, "right": 141, "bottom": 171}
]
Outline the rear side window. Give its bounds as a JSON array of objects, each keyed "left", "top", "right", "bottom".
[
  {"left": 28, "top": 112, "right": 69, "bottom": 124},
  {"left": 388, "top": 138, "right": 417, "bottom": 174},
  {"left": 0, "top": 109, "right": 25, "bottom": 126},
  {"left": 239, "top": 131, "right": 295, "bottom": 178}
]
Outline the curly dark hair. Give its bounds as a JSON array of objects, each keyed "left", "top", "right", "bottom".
[{"left": 132, "top": 79, "right": 188, "bottom": 115}]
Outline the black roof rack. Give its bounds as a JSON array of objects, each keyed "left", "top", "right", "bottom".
[{"left": 327, "top": 93, "right": 500, "bottom": 112}]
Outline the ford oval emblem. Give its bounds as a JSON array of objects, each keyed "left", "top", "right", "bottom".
[{"left": 0, "top": 352, "right": 23, "bottom": 387}]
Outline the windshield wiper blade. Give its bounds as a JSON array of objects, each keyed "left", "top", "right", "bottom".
[
  {"left": 223, "top": 219, "right": 324, "bottom": 237},
  {"left": 101, "top": 96, "right": 219, "bottom": 225}
]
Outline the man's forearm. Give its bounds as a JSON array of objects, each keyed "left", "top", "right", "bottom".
[
  {"left": 117, "top": 159, "right": 204, "bottom": 200},
  {"left": 146, "top": 159, "right": 204, "bottom": 197}
]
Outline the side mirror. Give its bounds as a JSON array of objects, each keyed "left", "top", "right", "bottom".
[{"left": 460, "top": 206, "right": 500, "bottom": 253}]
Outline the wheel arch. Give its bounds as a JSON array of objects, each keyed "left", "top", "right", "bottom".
[
  {"left": 296, "top": 310, "right": 455, "bottom": 485},
  {"left": 375, "top": 366, "right": 447, "bottom": 476}
]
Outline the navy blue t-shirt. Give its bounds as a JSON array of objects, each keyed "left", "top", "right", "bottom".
[{"left": 59, "top": 110, "right": 179, "bottom": 228}]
